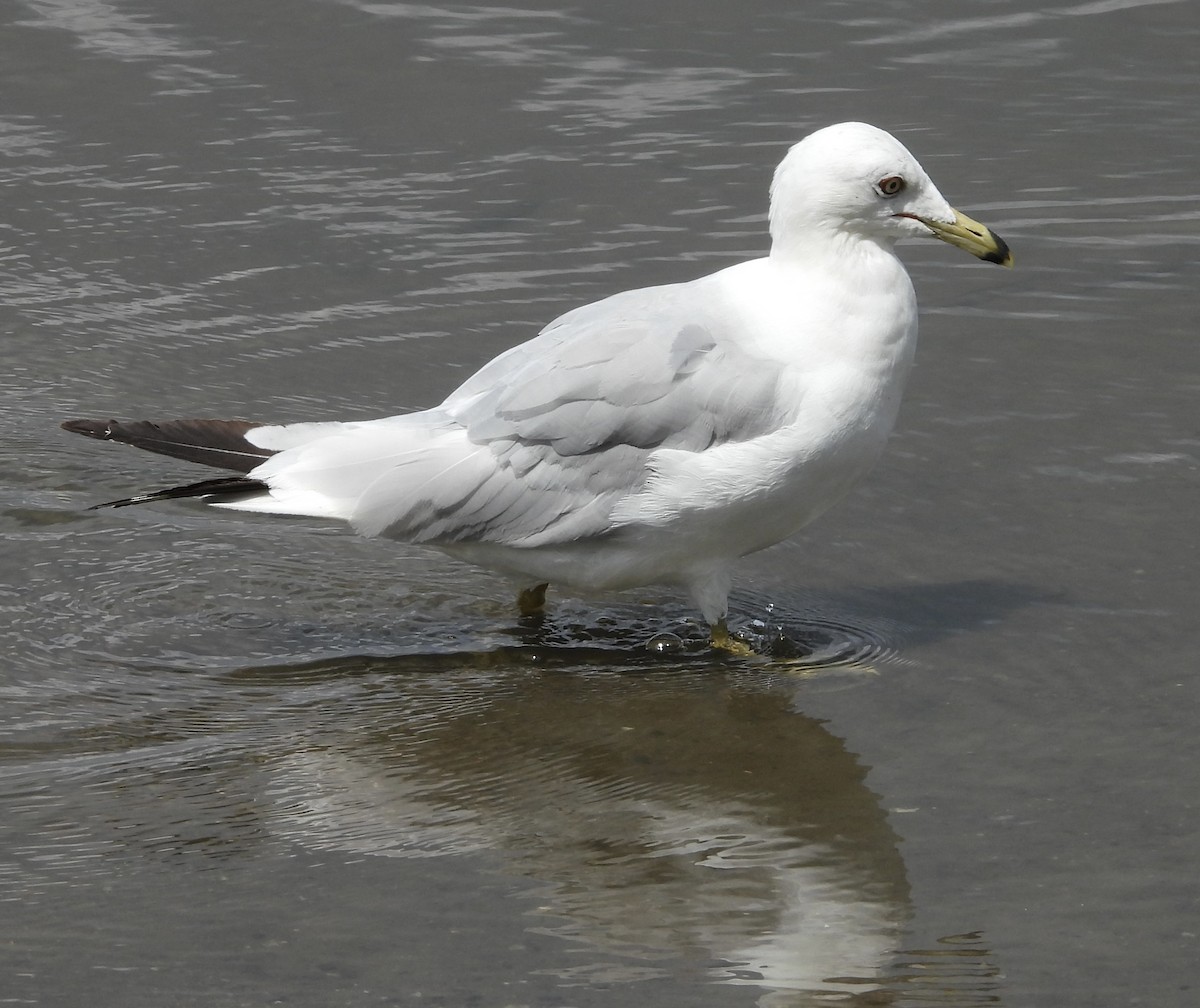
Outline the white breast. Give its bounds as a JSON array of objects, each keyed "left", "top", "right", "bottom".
[{"left": 610, "top": 250, "right": 918, "bottom": 553}]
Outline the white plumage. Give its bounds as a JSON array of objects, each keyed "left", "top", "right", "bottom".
[{"left": 64, "top": 122, "right": 1011, "bottom": 651}]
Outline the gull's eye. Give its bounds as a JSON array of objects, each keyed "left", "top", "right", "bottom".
[{"left": 877, "top": 175, "right": 906, "bottom": 197}]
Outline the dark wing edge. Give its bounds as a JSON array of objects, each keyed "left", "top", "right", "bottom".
[
  {"left": 61, "top": 418, "right": 276, "bottom": 474},
  {"left": 87, "top": 476, "right": 269, "bottom": 510}
]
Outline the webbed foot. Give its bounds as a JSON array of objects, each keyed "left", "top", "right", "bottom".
[
  {"left": 709, "top": 618, "right": 755, "bottom": 657},
  {"left": 516, "top": 582, "right": 549, "bottom": 617}
]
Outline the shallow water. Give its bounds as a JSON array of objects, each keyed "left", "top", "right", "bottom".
[{"left": 3, "top": 1, "right": 1199, "bottom": 1006}]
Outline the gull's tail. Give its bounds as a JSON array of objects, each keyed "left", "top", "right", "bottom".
[
  {"left": 61, "top": 417, "right": 275, "bottom": 509},
  {"left": 61, "top": 411, "right": 480, "bottom": 529}
]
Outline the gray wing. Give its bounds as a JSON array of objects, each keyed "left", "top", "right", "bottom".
[{"left": 395, "top": 280, "right": 786, "bottom": 547}]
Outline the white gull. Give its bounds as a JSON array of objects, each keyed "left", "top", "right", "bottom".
[{"left": 63, "top": 122, "right": 1012, "bottom": 652}]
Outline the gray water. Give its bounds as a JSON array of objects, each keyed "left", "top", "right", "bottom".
[{"left": 2, "top": 1, "right": 1198, "bottom": 1006}]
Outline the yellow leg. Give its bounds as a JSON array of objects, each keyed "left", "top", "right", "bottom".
[
  {"left": 710, "top": 618, "right": 755, "bottom": 656},
  {"left": 517, "top": 582, "right": 549, "bottom": 616}
]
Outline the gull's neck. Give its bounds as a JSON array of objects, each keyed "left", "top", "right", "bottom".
[{"left": 768, "top": 220, "right": 898, "bottom": 269}]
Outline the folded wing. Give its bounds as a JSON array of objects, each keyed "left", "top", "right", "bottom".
[
  {"left": 346, "top": 281, "right": 786, "bottom": 546},
  {"left": 64, "top": 281, "right": 788, "bottom": 548}
]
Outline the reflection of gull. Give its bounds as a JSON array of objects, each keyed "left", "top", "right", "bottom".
[
  {"left": 261, "top": 672, "right": 911, "bottom": 999},
  {"left": 63, "top": 122, "right": 1010, "bottom": 650}
]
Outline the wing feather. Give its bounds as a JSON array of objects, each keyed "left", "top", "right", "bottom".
[
  {"left": 364, "top": 280, "right": 786, "bottom": 547},
  {"left": 64, "top": 280, "right": 789, "bottom": 551}
]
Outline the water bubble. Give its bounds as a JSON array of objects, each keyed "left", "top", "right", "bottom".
[{"left": 645, "top": 632, "right": 685, "bottom": 653}]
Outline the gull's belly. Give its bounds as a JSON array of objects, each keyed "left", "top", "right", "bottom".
[
  {"left": 443, "top": 306, "right": 917, "bottom": 596},
  {"left": 442, "top": 387, "right": 898, "bottom": 596},
  {"left": 655, "top": 410, "right": 893, "bottom": 559}
]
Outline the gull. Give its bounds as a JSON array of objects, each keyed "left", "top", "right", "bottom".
[{"left": 62, "top": 122, "right": 1011, "bottom": 654}]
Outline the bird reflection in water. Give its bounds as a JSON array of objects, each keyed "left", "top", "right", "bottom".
[{"left": 250, "top": 658, "right": 1000, "bottom": 1004}]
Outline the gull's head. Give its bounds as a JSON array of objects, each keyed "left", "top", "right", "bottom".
[{"left": 769, "top": 121, "right": 1012, "bottom": 267}]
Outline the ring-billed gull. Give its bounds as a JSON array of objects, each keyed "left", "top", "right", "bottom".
[{"left": 63, "top": 122, "right": 1012, "bottom": 653}]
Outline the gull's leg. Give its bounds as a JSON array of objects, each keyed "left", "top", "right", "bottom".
[
  {"left": 517, "top": 582, "right": 549, "bottom": 617},
  {"left": 710, "top": 618, "right": 755, "bottom": 656},
  {"left": 688, "top": 567, "right": 754, "bottom": 655}
]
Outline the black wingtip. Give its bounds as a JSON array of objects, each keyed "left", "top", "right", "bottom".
[
  {"left": 60, "top": 417, "right": 275, "bottom": 473},
  {"left": 88, "top": 476, "right": 269, "bottom": 510},
  {"left": 62, "top": 418, "right": 117, "bottom": 439}
]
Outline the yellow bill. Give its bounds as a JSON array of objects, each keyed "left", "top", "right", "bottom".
[{"left": 916, "top": 209, "right": 1013, "bottom": 267}]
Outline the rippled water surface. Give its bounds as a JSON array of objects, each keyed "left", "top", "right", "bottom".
[{"left": 3, "top": 2, "right": 1198, "bottom": 1006}]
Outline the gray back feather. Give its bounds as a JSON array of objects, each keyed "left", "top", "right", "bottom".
[{"left": 376, "top": 281, "right": 786, "bottom": 547}]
